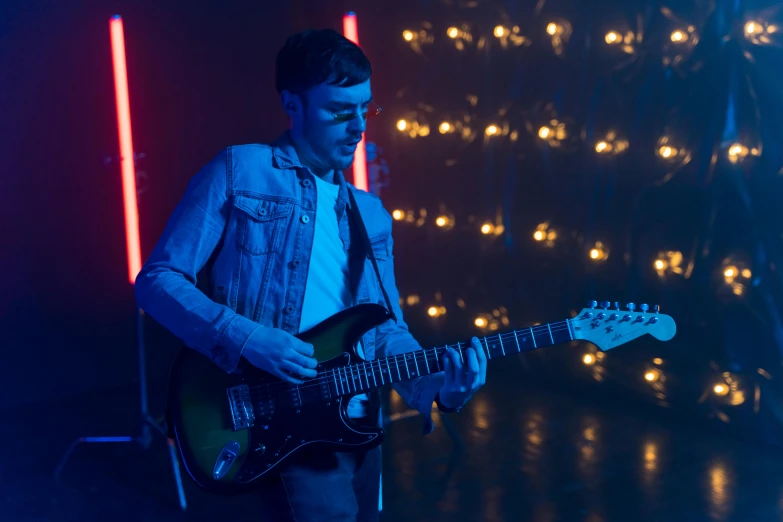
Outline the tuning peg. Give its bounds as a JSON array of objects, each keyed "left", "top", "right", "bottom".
[
  {"left": 614, "top": 302, "right": 620, "bottom": 310},
  {"left": 653, "top": 304, "right": 660, "bottom": 313},
  {"left": 640, "top": 304, "right": 649, "bottom": 313},
  {"left": 589, "top": 300, "right": 598, "bottom": 308},
  {"left": 600, "top": 301, "right": 610, "bottom": 309},
  {"left": 627, "top": 302, "right": 636, "bottom": 311}
]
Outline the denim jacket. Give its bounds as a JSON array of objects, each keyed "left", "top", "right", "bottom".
[{"left": 134, "top": 132, "right": 443, "bottom": 434}]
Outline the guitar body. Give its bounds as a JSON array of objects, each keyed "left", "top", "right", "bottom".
[{"left": 167, "top": 304, "right": 390, "bottom": 496}]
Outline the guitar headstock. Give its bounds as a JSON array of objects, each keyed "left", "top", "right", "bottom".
[{"left": 571, "top": 301, "right": 676, "bottom": 351}]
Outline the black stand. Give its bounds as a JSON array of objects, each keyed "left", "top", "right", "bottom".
[{"left": 53, "top": 304, "right": 188, "bottom": 511}]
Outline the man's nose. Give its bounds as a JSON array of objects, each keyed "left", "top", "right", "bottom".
[{"left": 348, "top": 113, "right": 367, "bottom": 134}]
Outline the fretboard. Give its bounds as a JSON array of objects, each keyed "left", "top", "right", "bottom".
[{"left": 326, "top": 318, "right": 573, "bottom": 397}]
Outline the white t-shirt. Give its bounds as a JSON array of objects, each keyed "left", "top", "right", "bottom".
[{"left": 299, "top": 175, "right": 368, "bottom": 418}]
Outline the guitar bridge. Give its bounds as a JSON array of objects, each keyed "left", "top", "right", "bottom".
[{"left": 227, "top": 384, "right": 255, "bottom": 431}]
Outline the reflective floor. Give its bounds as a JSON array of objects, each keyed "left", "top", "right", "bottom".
[{"left": 4, "top": 362, "right": 783, "bottom": 521}]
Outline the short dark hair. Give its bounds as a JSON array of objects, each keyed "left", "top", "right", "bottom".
[{"left": 275, "top": 29, "right": 372, "bottom": 95}]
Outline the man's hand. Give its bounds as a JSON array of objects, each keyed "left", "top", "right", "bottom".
[
  {"left": 439, "top": 337, "right": 487, "bottom": 410},
  {"left": 242, "top": 328, "right": 318, "bottom": 384}
]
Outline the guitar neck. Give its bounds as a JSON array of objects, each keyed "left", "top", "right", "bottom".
[{"left": 329, "top": 319, "right": 573, "bottom": 397}]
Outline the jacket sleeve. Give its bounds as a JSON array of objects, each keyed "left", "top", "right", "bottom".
[
  {"left": 134, "top": 147, "right": 261, "bottom": 373},
  {"left": 374, "top": 232, "right": 444, "bottom": 435}
]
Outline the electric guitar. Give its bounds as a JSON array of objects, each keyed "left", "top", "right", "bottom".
[{"left": 167, "top": 301, "right": 675, "bottom": 495}]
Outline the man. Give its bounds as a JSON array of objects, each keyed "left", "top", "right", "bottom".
[{"left": 134, "top": 28, "right": 487, "bottom": 521}]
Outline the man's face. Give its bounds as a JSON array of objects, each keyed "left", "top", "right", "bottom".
[{"left": 295, "top": 79, "right": 372, "bottom": 172}]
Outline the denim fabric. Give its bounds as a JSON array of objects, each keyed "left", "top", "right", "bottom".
[
  {"left": 257, "top": 444, "right": 382, "bottom": 521},
  {"left": 134, "top": 132, "right": 443, "bottom": 434}
]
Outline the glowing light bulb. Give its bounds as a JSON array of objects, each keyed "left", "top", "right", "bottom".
[
  {"left": 582, "top": 353, "right": 596, "bottom": 365},
  {"left": 713, "top": 383, "right": 729, "bottom": 396},
  {"left": 590, "top": 249, "right": 600, "bottom": 259},
  {"left": 724, "top": 267, "right": 736, "bottom": 278},
  {"left": 396, "top": 119, "right": 408, "bottom": 131},
  {"left": 392, "top": 209, "right": 404, "bottom": 220},
  {"left": 659, "top": 146, "right": 674, "bottom": 158},
  {"left": 654, "top": 259, "right": 666, "bottom": 270},
  {"left": 653, "top": 358, "right": 663, "bottom": 365},
  {"left": 435, "top": 216, "right": 448, "bottom": 227},
  {"left": 475, "top": 317, "right": 487, "bottom": 328},
  {"left": 595, "top": 141, "right": 609, "bottom": 153},
  {"left": 481, "top": 223, "right": 493, "bottom": 235},
  {"left": 494, "top": 25, "right": 506, "bottom": 38},
  {"left": 742, "top": 269, "right": 752, "bottom": 278},
  {"left": 644, "top": 370, "right": 659, "bottom": 382},
  {"left": 447, "top": 27, "right": 459, "bottom": 39},
  {"left": 745, "top": 21, "right": 760, "bottom": 35},
  {"left": 485, "top": 124, "right": 499, "bottom": 136},
  {"left": 538, "top": 126, "right": 551, "bottom": 139},
  {"left": 533, "top": 230, "right": 545, "bottom": 241},
  {"left": 605, "top": 31, "right": 620, "bottom": 44},
  {"left": 670, "top": 30, "right": 686, "bottom": 42},
  {"left": 402, "top": 30, "right": 414, "bottom": 41},
  {"left": 427, "top": 306, "right": 438, "bottom": 317},
  {"left": 546, "top": 23, "right": 559, "bottom": 35},
  {"left": 439, "top": 122, "right": 451, "bottom": 134}
]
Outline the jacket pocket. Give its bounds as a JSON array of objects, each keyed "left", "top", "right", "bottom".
[{"left": 233, "top": 195, "right": 294, "bottom": 255}]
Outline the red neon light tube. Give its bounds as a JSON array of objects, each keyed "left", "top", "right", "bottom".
[
  {"left": 342, "top": 12, "right": 369, "bottom": 192},
  {"left": 109, "top": 15, "right": 142, "bottom": 284}
]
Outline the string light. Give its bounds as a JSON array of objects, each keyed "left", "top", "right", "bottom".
[
  {"left": 744, "top": 20, "right": 777, "bottom": 44},
  {"left": 583, "top": 353, "right": 596, "bottom": 365},
  {"left": 427, "top": 306, "right": 446, "bottom": 317},
  {"left": 605, "top": 31, "right": 620, "bottom": 44},
  {"left": 654, "top": 250, "right": 684, "bottom": 276},
  {"left": 589, "top": 241, "right": 608, "bottom": 262},
  {"left": 392, "top": 209, "right": 405, "bottom": 220},
  {"left": 485, "top": 124, "right": 500, "bottom": 136},
  {"left": 402, "top": 30, "right": 414, "bottom": 41},
  {"left": 594, "top": 131, "right": 629, "bottom": 155},
  {"left": 644, "top": 369, "right": 660, "bottom": 382},
  {"left": 533, "top": 222, "right": 557, "bottom": 246},
  {"left": 721, "top": 258, "right": 752, "bottom": 296},
  {"left": 670, "top": 30, "right": 687, "bottom": 43}
]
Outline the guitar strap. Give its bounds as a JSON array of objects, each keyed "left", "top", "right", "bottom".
[{"left": 346, "top": 188, "right": 398, "bottom": 325}]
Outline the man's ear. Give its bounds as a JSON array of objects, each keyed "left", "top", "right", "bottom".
[{"left": 280, "top": 90, "right": 302, "bottom": 119}]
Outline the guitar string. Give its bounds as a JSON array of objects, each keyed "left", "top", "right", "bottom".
[
  {"left": 243, "top": 313, "right": 658, "bottom": 398},
  {"left": 242, "top": 320, "right": 576, "bottom": 398}
]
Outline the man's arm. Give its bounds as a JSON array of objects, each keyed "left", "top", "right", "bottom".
[
  {"left": 134, "top": 148, "right": 260, "bottom": 373},
  {"left": 374, "top": 233, "right": 444, "bottom": 435}
]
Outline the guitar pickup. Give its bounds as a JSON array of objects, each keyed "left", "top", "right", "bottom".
[{"left": 227, "top": 384, "right": 256, "bottom": 431}]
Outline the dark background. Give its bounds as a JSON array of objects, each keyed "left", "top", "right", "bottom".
[{"left": 4, "top": 0, "right": 783, "bottom": 448}]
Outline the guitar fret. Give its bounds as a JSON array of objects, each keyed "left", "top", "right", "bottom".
[
  {"left": 498, "top": 335, "right": 505, "bottom": 356},
  {"left": 513, "top": 330, "right": 521, "bottom": 352},
  {"left": 412, "top": 352, "right": 420, "bottom": 376},
  {"left": 547, "top": 323, "right": 554, "bottom": 344},
  {"left": 403, "top": 354, "right": 410, "bottom": 379},
  {"left": 529, "top": 327, "right": 537, "bottom": 348},
  {"left": 483, "top": 337, "right": 491, "bottom": 360},
  {"left": 350, "top": 366, "right": 357, "bottom": 391},
  {"left": 394, "top": 357, "right": 401, "bottom": 380},
  {"left": 424, "top": 350, "right": 431, "bottom": 374},
  {"left": 336, "top": 369, "right": 345, "bottom": 395},
  {"left": 371, "top": 362, "right": 378, "bottom": 386},
  {"left": 387, "top": 359, "right": 394, "bottom": 382},
  {"left": 458, "top": 345, "right": 464, "bottom": 363},
  {"left": 364, "top": 364, "right": 371, "bottom": 389},
  {"left": 377, "top": 360, "right": 385, "bottom": 385}
]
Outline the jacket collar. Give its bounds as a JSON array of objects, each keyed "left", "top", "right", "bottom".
[{"left": 271, "top": 131, "right": 352, "bottom": 209}]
